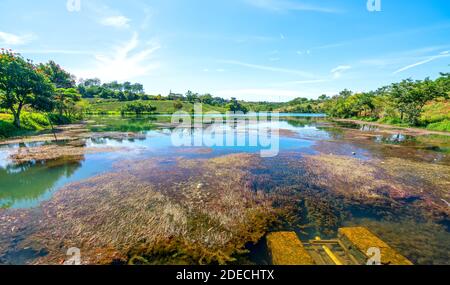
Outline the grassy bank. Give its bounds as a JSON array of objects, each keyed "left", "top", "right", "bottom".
[
  {"left": 0, "top": 112, "right": 75, "bottom": 139},
  {"left": 421, "top": 99, "right": 450, "bottom": 131},
  {"left": 344, "top": 99, "right": 450, "bottom": 132}
]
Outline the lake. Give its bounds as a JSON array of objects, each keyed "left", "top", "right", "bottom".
[{"left": 0, "top": 114, "right": 449, "bottom": 265}]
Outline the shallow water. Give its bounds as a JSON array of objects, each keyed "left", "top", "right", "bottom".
[{"left": 0, "top": 115, "right": 449, "bottom": 265}]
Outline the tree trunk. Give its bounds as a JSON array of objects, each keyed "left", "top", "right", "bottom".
[
  {"left": 13, "top": 112, "right": 20, "bottom": 128},
  {"left": 11, "top": 103, "right": 23, "bottom": 128}
]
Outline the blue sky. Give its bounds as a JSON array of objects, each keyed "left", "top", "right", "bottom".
[{"left": 1, "top": 0, "right": 449, "bottom": 101}]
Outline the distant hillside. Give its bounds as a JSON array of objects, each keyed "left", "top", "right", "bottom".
[{"left": 84, "top": 99, "right": 227, "bottom": 114}]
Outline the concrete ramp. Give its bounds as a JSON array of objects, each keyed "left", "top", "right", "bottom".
[
  {"left": 266, "top": 228, "right": 413, "bottom": 265},
  {"left": 338, "top": 227, "right": 413, "bottom": 265},
  {"left": 266, "top": 232, "right": 315, "bottom": 265}
]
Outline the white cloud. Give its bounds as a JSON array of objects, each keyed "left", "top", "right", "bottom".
[
  {"left": 393, "top": 51, "right": 450, "bottom": 74},
  {"left": 0, "top": 31, "right": 34, "bottom": 45},
  {"left": 74, "top": 33, "right": 160, "bottom": 82},
  {"left": 246, "top": 0, "right": 339, "bottom": 13},
  {"left": 220, "top": 59, "right": 314, "bottom": 78},
  {"left": 100, "top": 15, "right": 131, "bottom": 29},
  {"left": 331, "top": 65, "right": 351, "bottom": 79}
]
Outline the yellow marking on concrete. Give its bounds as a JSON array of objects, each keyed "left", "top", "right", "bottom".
[
  {"left": 338, "top": 227, "right": 413, "bottom": 265},
  {"left": 315, "top": 237, "right": 343, "bottom": 265},
  {"left": 266, "top": 232, "right": 315, "bottom": 265}
]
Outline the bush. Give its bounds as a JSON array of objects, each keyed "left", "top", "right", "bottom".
[
  {"left": 20, "top": 112, "right": 50, "bottom": 130},
  {"left": 47, "top": 113, "right": 72, "bottom": 125},
  {"left": 121, "top": 101, "right": 157, "bottom": 115},
  {"left": 0, "top": 120, "right": 16, "bottom": 138},
  {"left": 378, "top": 117, "right": 400, "bottom": 125}
]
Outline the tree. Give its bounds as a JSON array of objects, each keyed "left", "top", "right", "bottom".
[
  {"left": 199, "top": 94, "right": 213, "bottom": 105},
  {"left": 186, "top": 90, "right": 199, "bottom": 103},
  {"left": 54, "top": 88, "right": 81, "bottom": 117},
  {"left": 390, "top": 78, "right": 446, "bottom": 125},
  {"left": 81, "top": 78, "right": 101, "bottom": 87},
  {"left": 436, "top": 72, "right": 450, "bottom": 94},
  {"left": 121, "top": 101, "right": 156, "bottom": 115},
  {"left": 226, "top": 97, "right": 249, "bottom": 113},
  {"left": 173, "top": 101, "right": 183, "bottom": 110},
  {"left": 0, "top": 50, "right": 55, "bottom": 128},
  {"left": 318, "top": 94, "right": 329, "bottom": 102},
  {"left": 131, "top": 83, "right": 144, "bottom": 94},
  {"left": 37, "top": 60, "right": 76, "bottom": 88}
]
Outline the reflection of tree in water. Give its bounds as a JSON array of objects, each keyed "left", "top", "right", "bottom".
[
  {"left": 0, "top": 157, "right": 83, "bottom": 208},
  {"left": 285, "top": 117, "right": 313, "bottom": 128},
  {"left": 88, "top": 115, "right": 158, "bottom": 133}
]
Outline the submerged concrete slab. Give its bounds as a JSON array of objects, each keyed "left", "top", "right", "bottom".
[
  {"left": 338, "top": 227, "right": 413, "bottom": 265},
  {"left": 266, "top": 232, "right": 315, "bottom": 265}
]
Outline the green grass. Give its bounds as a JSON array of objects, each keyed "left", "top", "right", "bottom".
[
  {"left": 0, "top": 112, "right": 77, "bottom": 139},
  {"left": 85, "top": 99, "right": 226, "bottom": 114},
  {"left": 0, "top": 112, "right": 51, "bottom": 138},
  {"left": 421, "top": 99, "right": 450, "bottom": 124},
  {"left": 421, "top": 99, "right": 450, "bottom": 132},
  {"left": 427, "top": 120, "right": 450, "bottom": 132}
]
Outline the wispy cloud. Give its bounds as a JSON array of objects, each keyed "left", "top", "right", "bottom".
[
  {"left": 357, "top": 45, "right": 450, "bottom": 70},
  {"left": 220, "top": 59, "right": 314, "bottom": 78},
  {"left": 246, "top": 0, "right": 340, "bottom": 13},
  {"left": 83, "top": 1, "right": 131, "bottom": 29},
  {"left": 313, "top": 23, "right": 450, "bottom": 52},
  {"left": 74, "top": 33, "right": 160, "bottom": 81},
  {"left": 0, "top": 31, "right": 34, "bottom": 45},
  {"left": 393, "top": 51, "right": 450, "bottom": 74},
  {"left": 331, "top": 65, "right": 351, "bottom": 78},
  {"left": 100, "top": 15, "right": 131, "bottom": 29}
]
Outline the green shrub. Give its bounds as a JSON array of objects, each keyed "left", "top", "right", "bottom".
[
  {"left": 47, "top": 113, "right": 72, "bottom": 125},
  {"left": 378, "top": 117, "right": 402, "bottom": 125},
  {"left": 20, "top": 112, "right": 50, "bottom": 130},
  {"left": 0, "top": 120, "right": 17, "bottom": 138}
]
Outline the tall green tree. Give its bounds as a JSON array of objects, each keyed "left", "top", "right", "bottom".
[
  {"left": 37, "top": 60, "right": 76, "bottom": 88},
  {"left": 226, "top": 97, "right": 249, "bottom": 113},
  {"left": 0, "top": 51, "right": 55, "bottom": 128},
  {"left": 390, "top": 78, "right": 446, "bottom": 125},
  {"left": 54, "top": 88, "right": 81, "bottom": 117}
]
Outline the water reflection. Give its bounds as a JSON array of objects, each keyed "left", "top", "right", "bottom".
[{"left": 0, "top": 159, "right": 82, "bottom": 209}]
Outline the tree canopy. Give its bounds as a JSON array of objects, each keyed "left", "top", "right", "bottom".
[{"left": 0, "top": 50, "right": 55, "bottom": 127}]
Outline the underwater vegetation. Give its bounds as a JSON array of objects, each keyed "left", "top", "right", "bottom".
[
  {"left": 0, "top": 154, "right": 278, "bottom": 265},
  {"left": 0, "top": 118, "right": 449, "bottom": 265}
]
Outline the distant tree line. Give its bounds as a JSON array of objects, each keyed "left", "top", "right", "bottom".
[
  {"left": 77, "top": 78, "right": 147, "bottom": 101},
  {"left": 2, "top": 50, "right": 448, "bottom": 128}
]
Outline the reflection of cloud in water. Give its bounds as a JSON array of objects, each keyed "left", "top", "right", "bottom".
[{"left": 0, "top": 149, "right": 12, "bottom": 169}]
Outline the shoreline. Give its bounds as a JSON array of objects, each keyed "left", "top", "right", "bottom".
[{"left": 333, "top": 118, "right": 450, "bottom": 137}]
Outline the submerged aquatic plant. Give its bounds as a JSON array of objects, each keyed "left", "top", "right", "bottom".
[{"left": 1, "top": 153, "right": 276, "bottom": 265}]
